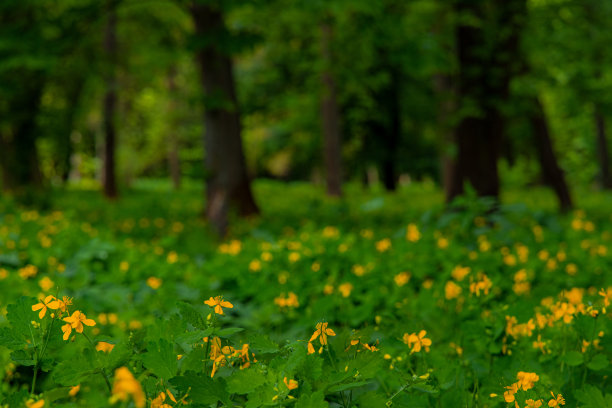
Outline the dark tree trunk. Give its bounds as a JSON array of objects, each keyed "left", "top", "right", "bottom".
[
  {"left": 594, "top": 109, "right": 612, "bottom": 189},
  {"left": 320, "top": 23, "right": 342, "bottom": 197},
  {"left": 530, "top": 98, "right": 573, "bottom": 212},
  {"left": 102, "top": 3, "right": 118, "bottom": 199},
  {"left": 0, "top": 81, "right": 44, "bottom": 192},
  {"left": 380, "top": 69, "right": 401, "bottom": 192},
  {"left": 190, "top": 4, "right": 259, "bottom": 235},
  {"left": 166, "top": 67, "right": 181, "bottom": 190},
  {"left": 59, "top": 78, "right": 85, "bottom": 183},
  {"left": 433, "top": 74, "right": 460, "bottom": 202},
  {"left": 450, "top": 0, "right": 526, "bottom": 202}
]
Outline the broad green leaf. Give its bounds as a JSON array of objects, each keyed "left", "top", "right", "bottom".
[
  {"left": 7, "top": 297, "right": 39, "bottom": 338},
  {"left": 249, "top": 333, "right": 279, "bottom": 354},
  {"left": 295, "top": 391, "right": 328, "bottom": 408},
  {"left": 141, "top": 339, "right": 177, "bottom": 380},
  {"left": 0, "top": 327, "right": 27, "bottom": 350},
  {"left": 574, "top": 385, "right": 612, "bottom": 408},
  {"left": 215, "top": 327, "right": 243, "bottom": 338},
  {"left": 177, "top": 302, "right": 206, "bottom": 329},
  {"left": 170, "top": 371, "right": 229, "bottom": 406},
  {"left": 328, "top": 380, "right": 371, "bottom": 393},
  {"left": 10, "top": 350, "right": 35, "bottom": 366},
  {"left": 562, "top": 351, "right": 584, "bottom": 366},
  {"left": 53, "top": 358, "right": 95, "bottom": 386},
  {"left": 586, "top": 353, "right": 609, "bottom": 371},
  {"left": 226, "top": 366, "right": 267, "bottom": 394}
]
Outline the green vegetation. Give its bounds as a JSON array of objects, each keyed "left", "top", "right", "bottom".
[{"left": 0, "top": 182, "right": 611, "bottom": 407}]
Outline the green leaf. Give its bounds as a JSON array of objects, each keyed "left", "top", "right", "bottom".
[
  {"left": 175, "top": 328, "right": 213, "bottom": 346},
  {"left": 177, "top": 301, "right": 206, "bottom": 329},
  {"left": 0, "top": 327, "right": 27, "bottom": 350},
  {"left": 328, "top": 380, "right": 371, "bottom": 393},
  {"left": 586, "top": 353, "right": 609, "bottom": 371},
  {"left": 215, "top": 327, "right": 243, "bottom": 338},
  {"left": 249, "top": 333, "right": 280, "bottom": 354},
  {"left": 170, "top": 371, "right": 230, "bottom": 406},
  {"left": 574, "top": 385, "right": 612, "bottom": 408},
  {"left": 10, "top": 350, "right": 35, "bottom": 366},
  {"left": 141, "top": 339, "right": 177, "bottom": 380},
  {"left": 180, "top": 347, "right": 208, "bottom": 373},
  {"left": 7, "top": 297, "right": 38, "bottom": 338},
  {"left": 53, "top": 358, "right": 94, "bottom": 386},
  {"left": 295, "top": 391, "right": 328, "bottom": 408},
  {"left": 561, "top": 350, "right": 584, "bottom": 366},
  {"left": 226, "top": 366, "right": 267, "bottom": 394}
]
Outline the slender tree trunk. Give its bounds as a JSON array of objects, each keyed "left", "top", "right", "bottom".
[
  {"left": 320, "top": 22, "right": 342, "bottom": 197},
  {"left": 433, "top": 74, "right": 460, "bottom": 202},
  {"left": 59, "top": 78, "right": 85, "bottom": 183},
  {"left": 594, "top": 108, "right": 612, "bottom": 189},
  {"left": 380, "top": 69, "right": 401, "bottom": 192},
  {"left": 190, "top": 4, "right": 259, "bottom": 235},
  {"left": 0, "top": 81, "right": 44, "bottom": 192},
  {"left": 530, "top": 98, "right": 573, "bottom": 212},
  {"left": 102, "top": 3, "right": 118, "bottom": 199},
  {"left": 166, "top": 67, "right": 181, "bottom": 190}
]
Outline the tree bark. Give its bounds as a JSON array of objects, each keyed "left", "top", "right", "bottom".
[
  {"left": 320, "top": 23, "right": 342, "bottom": 197},
  {"left": 190, "top": 3, "right": 259, "bottom": 235},
  {"left": 594, "top": 108, "right": 612, "bottom": 189},
  {"left": 0, "top": 80, "right": 44, "bottom": 192},
  {"left": 530, "top": 98, "right": 573, "bottom": 212},
  {"left": 450, "top": 0, "right": 526, "bottom": 202},
  {"left": 102, "top": 3, "right": 118, "bottom": 199},
  {"left": 166, "top": 67, "right": 181, "bottom": 190}
]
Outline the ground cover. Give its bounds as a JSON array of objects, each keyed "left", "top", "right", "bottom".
[{"left": 0, "top": 182, "right": 611, "bottom": 407}]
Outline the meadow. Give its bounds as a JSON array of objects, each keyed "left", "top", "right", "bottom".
[{"left": 0, "top": 181, "right": 611, "bottom": 408}]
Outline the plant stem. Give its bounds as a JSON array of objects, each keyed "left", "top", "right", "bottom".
[{"left": 83, "top": 331, "right": 113, "bottom": 392}]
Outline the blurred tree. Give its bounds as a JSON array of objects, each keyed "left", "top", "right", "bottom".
[
  {"left": 188, "top": 1, "right": 259, "bottom": 234},
  {"left": 102, "top": 0, "right": 118, "bottom": 199},
  {"left": 320, "top": 20, "right": 342, "bottom": 197}
]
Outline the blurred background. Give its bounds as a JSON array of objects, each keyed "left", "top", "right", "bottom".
[{"left": 1, "top": 0, "right": 611, "bottom": 233}]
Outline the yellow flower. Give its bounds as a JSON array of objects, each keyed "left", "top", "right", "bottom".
[
  {"left": 38, "top": 277, "right": 54, "bottom": 292},
  {"left": 394, "top": 272, "right": 410, "bottom": 287},
  {"left": 26, "top": 400, "right": 45, "bottom": 408},
  {"left": 151, "top": 389, "right": 177, "bottom": 408},
  {"left": 444, "top": 281, "right": 462, "bottom": 300},
  {"left": 525, "top": 398, "right": 543, "bottom": 408},
  {"left": 403, "top": 330, "right": 431, "bottom": 353},
  {"left": 451, "top": 266, "right": 470, "bottom": 281},
  {"left": 110, "top": 367, "right": 145, "bottom": 408},
  {"left": 406, "top": 224, "right": 421, "bottom": 242},
  {"left": 96, "top": 341, "right": 115, "bottom": 353},
  {"left": 204, "top": 296, "right": 234, "bottom": 315},
  {"left": 69, "top": 384, "right": 81, "bottom": 397},
  {"left": 167, "top": 251, "right": 178, "bottom": 263},
  {"left": 309, "top": 322, "right": 336, "bottom": 346},
  {"left": 437, "top": 237, "right": 449, "bottom": 249},
  {"left": 32, "top": 295, "right": 56, "bottom": 319},
  {"left": 338, "top": 283, "right": 353, "bottom": 298},
  {"left": 503, "top": 382, "right": 518, "bottom": 403},
  {"left": 376, "top": 238, "right": 391, "bottom": 252},
  {"left": 249, "top": 259, "right": 261, "bottom": 272},
  {"left": 548, "top": 392, "right": 565, "bottom": 407},
  {"left": 62, "top": 310, "right": 95, "bottom": 340},
  {"left": 147, "top": 277, "right": 162, "bottom": 290},
  {"left": 516, "top": 371, "right": 539, "bottom": 390},
  {"left": 284, "top": 377, "right": 298, "bottom": 390}
]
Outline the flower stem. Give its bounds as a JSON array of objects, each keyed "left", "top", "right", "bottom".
[{"left": 82, "top": 331, "right": 112, "bottom": 393}]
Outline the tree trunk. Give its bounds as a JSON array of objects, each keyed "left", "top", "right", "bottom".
[
  {"left": 530, "top": 98, "right": 573, "bottom": 212},
  {"left": 166, "top": 67, "right": 181, "bottom": 190},
  {"left": 0, "top": 81, "right": 44, "bottom": 192},
  {"left": 381, "top": 69, "right": 401, "bottom": 192},
  {"left": 102, "top": 3, "right": 118, "bottom": 199},
  {"left": 190, "top": 4, "right": 259, "bottom": 235},
  {"left": 320, "top": 23, "right": 342, "bottom": 197},
  {"left": 594, "top": 108, "right": 612, "bottom": 189},
  {"left": 450, "top": 0, "right": 526, "bottom": 202}
]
